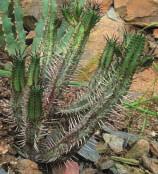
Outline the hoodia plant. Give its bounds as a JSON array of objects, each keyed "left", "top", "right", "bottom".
[{"left": 0, "top": 0, "right": 151, "bottom": 163}]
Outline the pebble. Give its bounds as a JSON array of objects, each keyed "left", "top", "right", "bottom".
[
  {"left": 125, "top": 139, "right": 150, "bottom": 159},
  {"left": 103, "top": 134, "right": 124, "bottom": 154}
]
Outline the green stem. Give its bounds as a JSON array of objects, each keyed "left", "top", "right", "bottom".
[
  {"left": 111, "top": 156, "right": 139, "bottom": 166},
  {"left": 0, "top": 69, "right": 12, "bottom": 77},
  {"left": 124, "top": 102, "right": 158, "bottom": 117}
]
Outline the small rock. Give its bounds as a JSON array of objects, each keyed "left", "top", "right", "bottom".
[
  {"left": 97, "top": 158, "right": 114, "bottom": 170},
  {"left": 17, "top": 159, "right": 42, "bottom": 174},
  {"left": 81, "top": 168, "right": 97, "bottom": 174},
  {"left": 125, "top": 139, "right": 150, "bottom": 159},
  {"left": 0, "top": 142, "right": 9, "bottom": 155},
  {"left": 0, "top": 154, "right": 17, "bottom": 166},
  {"left": 78, "top": 138, "right": 100, "bottom": 162},
  {"left": 112, "top": 163, "right": 146, "bottom": 174},
  {"left": 21, "top": 0, "right": 42, "bottom": 19},
  {"left": 131, "top": 67, "right": 158, "bottom": 92},
  {"left": 0, "top": 168, "right": 7, "bottom": 174},
  {"left": 150, "top": 141, "right": 158, "bottom": 157},
  {"left": 103, "top": 134, "right": 124, "bottom": 154},
  {"left": 153, "top": 29, "right": 158, "bottom": 39},
  {"left": 142, "top": 155, "right": 158, "bottom": 174},
  {"left": 149, "top": 41, "right": 158, "bottom": 58},
  {"left": 96, "top": 143, "right": 108, "bottom": 154},
  {"left": 111, "top": 163, "right": 130, "bottom": 174},
  {"left": 107, "top": 7, "right": 119, "bottom": 21}
]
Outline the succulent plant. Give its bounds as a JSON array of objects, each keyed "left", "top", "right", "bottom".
[{"left": 0, "top": 0, "right": 150, "bottom": 163}]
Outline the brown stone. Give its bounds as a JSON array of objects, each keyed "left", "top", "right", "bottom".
[
  {"left": 82, "top": 168, "right": 97, "bottom": 174},
  {"left": 103, "top": 134, "right": 124, "bottom": 154},
  {"left": 21, "top": 0, "right": 113, "bottom": 19},
  {"left": 142, "top": 155, "right": 158, "bottom": 174},
  {"left": 115, "top": 163, "right": 147, "bottom": 174},
  {"left": 153, "top": 28, "right": 158, "bottom": 39},
  {"left": 100, "top": 0, "right": 113, "bottom": 13},
  {"left": 17, "top": 159, "right": 42, "bottom": 174},
  {"left": 0, "top": 141, "right": 9, "bottom": 155},
  {"left": 149, "top": 41, "right": 158, "bottom": 58},
  {"left": 21, "top": 0, "right": 42, "bottom": 19},
  {"left": 114, "top": 0, "right": 129, "bottom": 8},
  {"left": 76, "top": 15, "right": 125, "bottom": 82},
  {"left": 21, "top": 0, "right": 63, "bottom": 19},
  {"left": 150, "top": 141, "right": 158, "bottom": 157},
  {"left": 114, "top": 0, "right": 158, "bottom": 26},
  {"left": 125, "top": 139, "right": 150, "bottom": 159},
  {"left": 0, "top": 154, "right": 17, "bottom": 166},
  {"left": 114, "top": 0, "right": 129, "bottom": 17},
  {"left": 97, "top": 158, "right": 114, "bottom": 170},
  {"left": 130, "top": 67, "right": 158, "bottom": 93},
  {"left": 96, "top": 143, "right": 108, "bottom": 154}
]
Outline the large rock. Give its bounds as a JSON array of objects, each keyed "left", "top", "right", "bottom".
[
  {"left": 21, "top": 0, "right": 63, "bottom": 19},
  {"left": 21, "top": 0, "right": 113, "bottom": 32},
  {"left": 21, "top": 0, "right": 113, "bottom": 19},
  {"left": 114, "top": 0, "right": 158, "bottom": 26},
  {"left": 114, "top": 0, "right": 129, "bottom": 17},
  {"left": 76, "top": 14, "right": 125, "bottom": 81}
]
